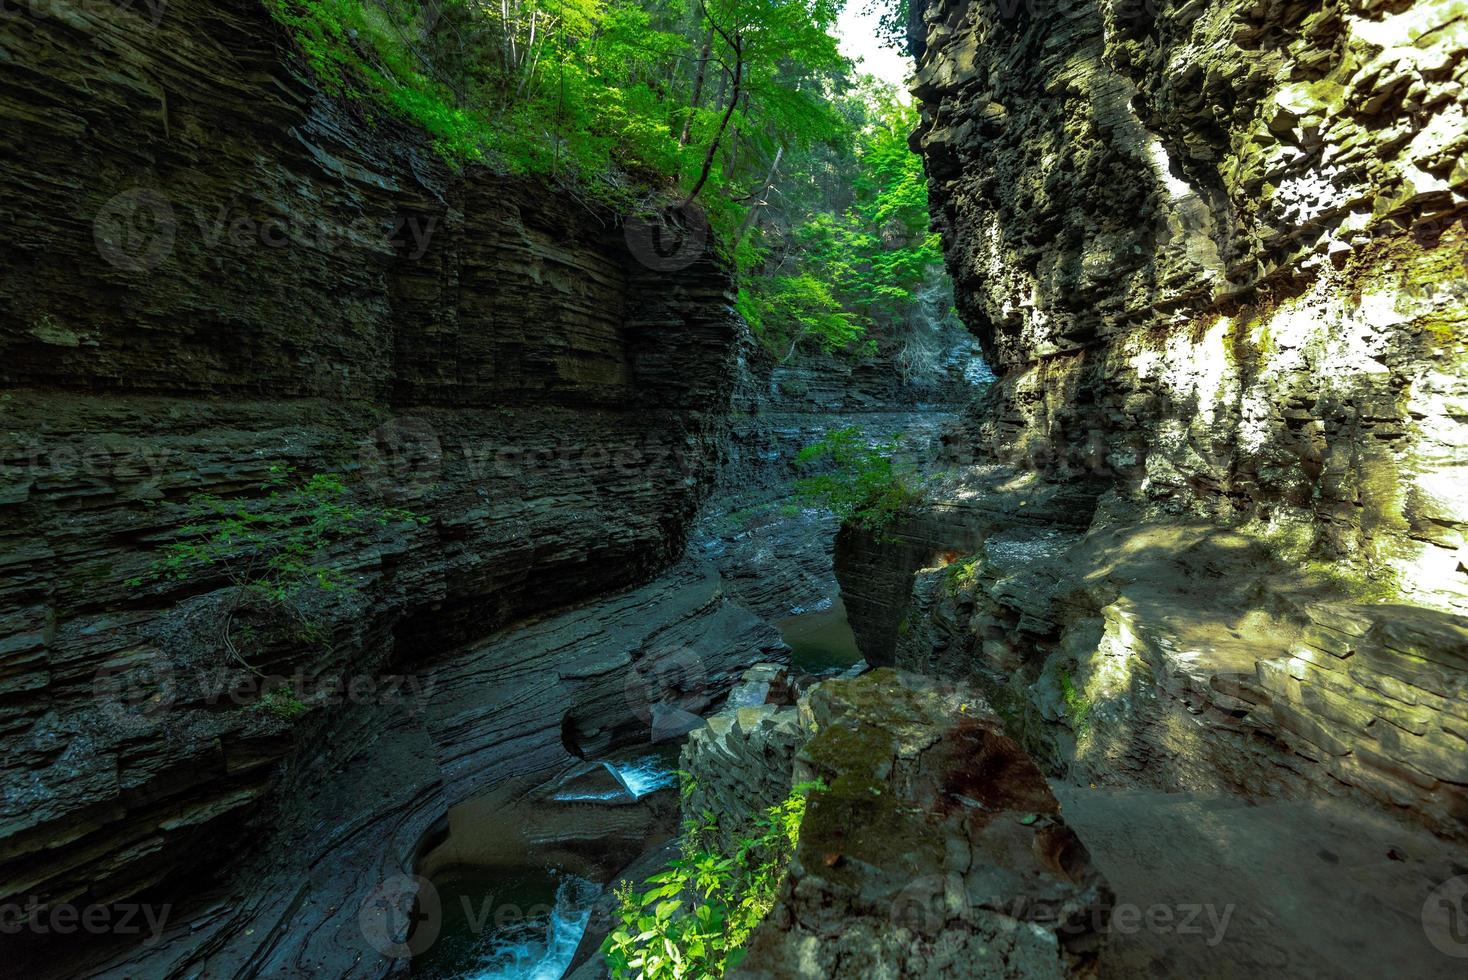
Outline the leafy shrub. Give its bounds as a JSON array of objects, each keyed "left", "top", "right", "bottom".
[
  {"left": 793, "top": 426, "right": 918, "bottom": 533},
  {"left": 740, "top": 273, "right": 863, "bottom": 360},
  {"left": 1058, "top": 668, "right": 1094, "bottom": 739},
  {"left": 943, "top": 554, "right": 981, "bottom": 595},
  {"left": 265, "top": 0, "right": 487, "bottom": 161},
  {"left": 134, "top": 465, "right": 423, "bottom": 601},
  {"left": 603, "top": 781, "right": 822, "bottom": 978},
  {"left": 253, "top": 685, "right": 311, "bottom": 720},
  {"left": 131, "top": 465, "right": 425, "bottom": 668}
]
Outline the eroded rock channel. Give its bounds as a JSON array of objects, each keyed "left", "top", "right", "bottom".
[{"left": 3, "top": 0, "right": 1467, "bottom": 978}]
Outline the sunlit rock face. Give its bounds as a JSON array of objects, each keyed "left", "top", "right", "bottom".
[
  {"left": 731, "top": 670, "right": 1112, "bottom": 979},
  {"left": 875, "top": 0, "right": 1468, "bottom": 836}
]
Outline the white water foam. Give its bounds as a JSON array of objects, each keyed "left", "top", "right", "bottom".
[
  {"left": 605, "top": 755, "right": 677, "bottom": 799},
  {"left": 464, "top": 876, "right": 601, "bottom": 980},
  {"left": 551, "top": 756, "right": 677, "bottom": 802}
]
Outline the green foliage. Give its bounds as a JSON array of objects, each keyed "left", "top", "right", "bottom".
[
  {"left": 740, "top": 85, "right": 954, "bottom": 360},
  {"left": 133, "top": 465, "right": 425, "bottom": 602},
  {"left": 793, "top": 426, "right": 917, "bottom": 533},
  {"left": 253, "top": 685, "right": 311, "bottom": 720},
  {"left": 1058, "top": 669, "right": 1094, "bottom": 739},
  {"left": 865, "top": 0, "right": 911, "bottom": 53},
  {"left": 265, "top": 2, "right": 962, "bottom": 365},
  {"left": 603, "top": 781, "right": 823, "bottom": 978},
  {"left": 740, "top": 272, "right": 863, "bottom": 357},
  {"left": 266, "top": 0, "right": 849, "bottom": 222},
  {"left": 943, "top": 554, "right": 981, "bottom": 595},
  {"left": 264, "top": 0, "right": 487, "bottom": 161}
]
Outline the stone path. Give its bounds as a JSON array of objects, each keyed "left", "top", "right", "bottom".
[{"left": 1053, "top": 783, "right": 1468, "bottom": 978}]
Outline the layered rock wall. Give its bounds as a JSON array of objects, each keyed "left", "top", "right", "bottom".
[
  {"left": 680, "top": 668, "right": 807, "bottom": 850},
  {"left": 910, "top": 0, "right": 1467, "bottom": 600},
  {"left": 0, "top": 0, "right": 744, "bottom": 956},
  {"left": 854, "top": 0, "right": 1468, "bottom": 838},
  {"left": 698, "top": 324, "right": 989, "bottom": 623}
]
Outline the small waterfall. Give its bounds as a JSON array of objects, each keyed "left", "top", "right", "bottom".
[
  {"left": 604, "top": 755, "right": 678, "bottom": 799},
  {"left": 550, "top": 755, "right": 678, "bottom": 802},
  {"left": 464, "top": 876, "right": 601, "bottom": 980}
]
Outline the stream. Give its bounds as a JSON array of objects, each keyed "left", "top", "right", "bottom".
[
  {"left": 412, "top": 750, "right": 682, "bottom": 979},
  {"left": 550, "top": 755, "right": 679, "bottom": 803},
  {"left": 426, "top": 870, "right": 602, "bottom": 980},
  {"left": 413, "top": 582, "right": 864, "bottom": 978},
  {"left": 776, "top": 594, "right": 863, "bottom": 676}
]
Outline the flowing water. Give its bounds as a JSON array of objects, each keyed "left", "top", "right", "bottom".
[
  {"left": 414, "top": 746, "right": 681, "bottom": 978},
  {"left": 459, "top": 875, "right": 601, "bottom": 980},
  {"left": 418, "top": 868, "right": 601, "bottom": 980},
  {"left": 550, "top": 754, "right": 679, "bottom": 802}
]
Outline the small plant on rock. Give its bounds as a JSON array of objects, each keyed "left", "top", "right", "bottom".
[
  {"left": 943, "top": 554, "right": 982, "bottom": 595},
  {"left": 793, "top": 426, "right": 918, "bottom": 534},
  {"left": 603, "top": 781, "right": 823, "bottom": 978},
  {"left": 253, "top": 685, "right": 310, "bottom": 721},
  {"left": 130, "top": 465, "right": 426, "bottom": 671},
  {"left": 1058, "top": 668, "right": 1094, "bottom": 740}
]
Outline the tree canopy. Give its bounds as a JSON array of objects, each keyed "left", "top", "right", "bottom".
[{"left": 268, "top": 0, "right": 957, "bottom": 361}]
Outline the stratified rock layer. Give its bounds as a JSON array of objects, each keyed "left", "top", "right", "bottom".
[
  {"left": 0, "top": 0, "right": 745, "bottom": 965},
  {"left": 859, "top": 0, "right": 1468, "bottom": 840}
]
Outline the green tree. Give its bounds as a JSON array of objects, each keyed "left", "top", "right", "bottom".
[
  {"left": 739, "top": 81, "right": 955, "bottom": 360},
  {"left": 793, "top": 425, "right": 917, "bottom": 532},
  {"left": 265, "top": 2, "right": 963, "bottom": 363}
]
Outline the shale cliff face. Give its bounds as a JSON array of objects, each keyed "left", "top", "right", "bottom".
[
  {"left": 844, "top": 0, "right": 1468, "bottom": 838},
  {"left": 0, "top": 0, "right": 750, "bottom": 967}
]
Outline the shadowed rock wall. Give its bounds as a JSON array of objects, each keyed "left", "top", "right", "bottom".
[{"left": 0, "top": 0, "right": 744, "bottom": 953}]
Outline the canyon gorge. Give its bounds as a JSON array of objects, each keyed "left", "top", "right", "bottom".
[{"left": 1, "top": 0, "right": 1466, "bottom": 978}]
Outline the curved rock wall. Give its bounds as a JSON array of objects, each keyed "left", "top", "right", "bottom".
[
  {"left": 849, "top": 0, "right": 1468, "bottom": 838},
  {"left": 0, "top": 0, "right": 744, "bottom": 961}
]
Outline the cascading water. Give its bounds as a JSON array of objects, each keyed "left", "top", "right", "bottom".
[
  {"left": 550, "top": 755, "right": 678, "bottom": 802},
  {"left": 417, "top": 747, "right": 683, "bottom": 977},
  {"left": 461, "top": 876, "right": 601, "bottom": 980},
  {"left": 604, "top": 755, "right": 679, "bottom": 799}
]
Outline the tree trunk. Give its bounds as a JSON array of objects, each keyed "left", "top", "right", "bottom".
[
  {"left": 679, "top": 27, "right": 713, "bottom": 146},
  {"left": 682, "top": 35, "right": 742, "bottom": 207},
  {"left": 725, "top": 90, "right": 751, "bottom": 175},
  {"left": 737, "top": 144, "right": 783, "bottom": 244}
]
